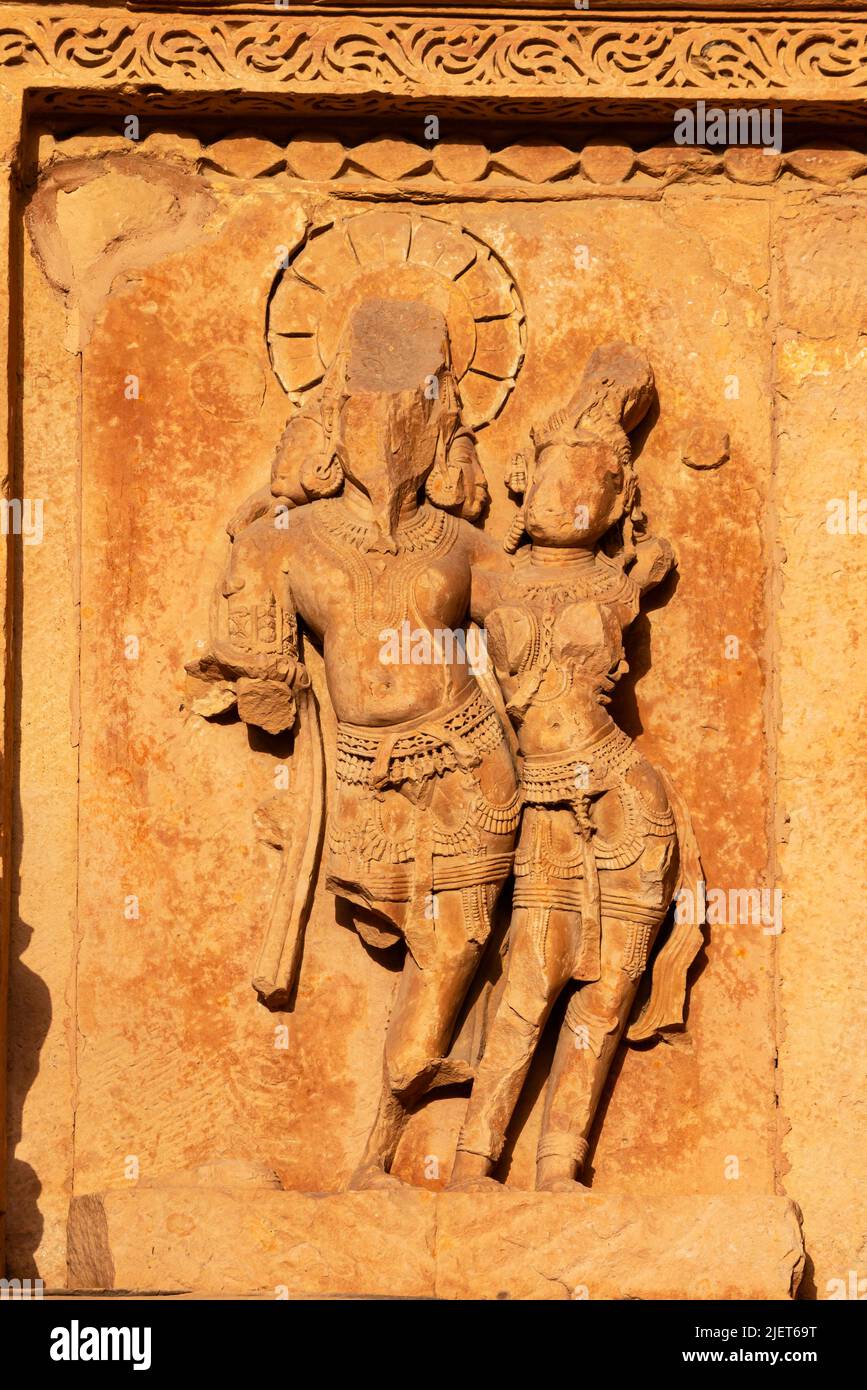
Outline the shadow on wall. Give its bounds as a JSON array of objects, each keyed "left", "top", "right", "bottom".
[
  {"left": 6, "top": 920, "right": 50, "bottom": 1279},
  {"left": 6, "top": 161, "right": 50, "bottom": 1279}
]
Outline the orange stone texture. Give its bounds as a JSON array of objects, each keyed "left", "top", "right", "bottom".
[{"left": 0, "top": 0, "right": 864, "bottom": 1300}]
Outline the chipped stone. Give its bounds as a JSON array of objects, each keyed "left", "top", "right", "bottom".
[
  {"left": 723, "top": 146, "right": 782, "bottom": 184},
  {"left": 681, "top": 420, "right": 731, "bottom": 470},
  {"left": 580, "top": 141, "right": 635, "bottom": 184},
  {"left": 785, "top": 142, "right": 867, "bottom": 184}
]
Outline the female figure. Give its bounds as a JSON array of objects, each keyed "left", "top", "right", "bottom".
[{"left": 450, "top": 343, "right": 703, "bottom": 1192}]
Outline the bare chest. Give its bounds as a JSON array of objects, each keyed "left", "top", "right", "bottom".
[{"left": 297, "top": 503, "right": 470, "bottom": 639}]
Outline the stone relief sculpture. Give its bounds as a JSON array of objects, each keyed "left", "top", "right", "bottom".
[
  {"left": 450, "top": 344, "right": 704, "bottom": 1191},
  {"left": 186, "top": 269, "right": 524, "bottom": 1189},
  {"left": 186, "top": 211, "right": 703, "bottom": 1192},
  {"left": 1, "top": 0, "right": 835, "bottom": 1305}
]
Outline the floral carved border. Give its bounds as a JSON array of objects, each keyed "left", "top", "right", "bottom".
[{"left": 4, "top": 13, "right": 867, "bottom": 108}]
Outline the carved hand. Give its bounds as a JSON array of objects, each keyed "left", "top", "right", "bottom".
[
  {"left": 629, "top": 534, "right": 676, "bottom": 593},
  {"left": 225, "top": 485, "right": 280, "bottom": 539}
]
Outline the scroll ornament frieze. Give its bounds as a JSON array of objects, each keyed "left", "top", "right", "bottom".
[{"left": 3, "top": 14, "right": 867, "bottom": 96}]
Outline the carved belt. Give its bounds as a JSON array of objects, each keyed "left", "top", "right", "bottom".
[
  {"left": 335, "top": 683, "right": 505, "bottom": 789},
  {"left": 331, "top": 852, "right": 515, "bottom": 904},
  {"left": 519, "top": 724, "right": 641, "bottom": 804},
  {"left": 331, "top": 684, "right": 516, "bottom": 969},
  {"left": 517, "top": 727, "right": 643, "bottom": 941},
  {"left": 513, "top": 879, "right": 666, "bottom": 925}
]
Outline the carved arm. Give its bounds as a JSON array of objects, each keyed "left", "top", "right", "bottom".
[{"left": 185, "top": 518, "right": 306, "bottom": 736}]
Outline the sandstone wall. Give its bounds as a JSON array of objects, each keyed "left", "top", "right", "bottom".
[{"left": 1, "top": 2, "right": 865, "bottom": 1300}]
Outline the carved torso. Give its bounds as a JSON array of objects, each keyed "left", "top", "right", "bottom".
[
  {"left": 223, "top": 497, "right": 486, "bottom": 727},
  {"left": 486, "top": 548, "right": 641, "bottom": 756}
]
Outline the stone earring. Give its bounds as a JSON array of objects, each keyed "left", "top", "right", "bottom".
[
  {"left": 425, "top": 433, "right": 463, "bottom": 509},
  {"left": 300, "top": 448, "right": 344, "bottom": 499},
  {"left": 504, "top": 505, "right": 527, "bottom": 554}
]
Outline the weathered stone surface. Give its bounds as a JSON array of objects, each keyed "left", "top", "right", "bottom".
[
  {"left": 432, "top": 139, "right": 490, "bottom": 183},
  {"left": 25, "top": 155, "right": 214, "bottom": 348},
  {"left": 351, "top": 137, "right": 431, "bottom": 181},
  {"left": 5, "top": 210, "right": 80, "bottom": 1287},
  {"left": 12, "top": 176, "right": 778, "bottom": 1272},
  {"left": 67, "top": 1189, "right": 802, "bottom": 1299},
  {"left": 785, "top": 143, "right": 867, "bottom": 185},
  {"left": 493, "top": 143, "right": 580, "bottom": 183},
  {"left": 39, "top": 131, "right": 867, "bottom": 193},
  {"left": 68, "top": 1190, "right": 436, "bottom": 1297},
  {"left": 439, "top": 1193, "right": 804, "bottom": 1300},
  {"left": 579, "top": 141, "right": 635, "bottom": 184},
  {"left": 723, "top": 147, "right": 782, "bottom": 184},
  {"left": 285, "top": 135, "right": 346, "bottom": 181},
  {"left": 203, "top": 137, "right": 285, "bottom": 179},
  {"left": 774, "top": 199, "right": 867, "bottom": 1300},
  {"left": 4, "top": 4, "right": 865, "bottom": 1304},
  {"left": 637, "top": 145, "right": 722, "bottom": 180},
  {"left": 681, "top": 419, "right": 731, "bottom": 470}
]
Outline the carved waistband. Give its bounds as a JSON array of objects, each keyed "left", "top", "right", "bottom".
[
  {"left": 520, "top": 724, "right": 641, "bottom": 804},
  {"left": 327, "top": 851, "right": 515, "bottom": 905},
  {"left": 336, "top": 684, "right": 505, "bottom": 788},
  {"left": 513, "top": 879, "right": 665, "bottom": 925}
]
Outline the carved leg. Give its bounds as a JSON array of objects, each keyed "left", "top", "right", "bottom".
[
  {"left": 449, "top": 906, "right": 576, "bottom": 1191},
  {"left": 535, "top": 914, "right": 656, "bottom": 1192},
  {"left": 348, "top": 886, "right": 495, "bottom": 1191}
]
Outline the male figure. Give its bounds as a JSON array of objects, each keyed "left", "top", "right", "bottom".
[{"left": 189, "top": 298, "right": 519, "bottom": 1188}]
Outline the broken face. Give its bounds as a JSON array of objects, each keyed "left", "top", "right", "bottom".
[
  {"left": 325, "top": 297, "right": 458, "bottom": 532},
  {"left": 524, "top": 436, "right": 626, "bottom": 547}
]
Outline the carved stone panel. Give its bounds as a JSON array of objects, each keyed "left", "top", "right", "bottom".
[
  {"left": 4, "top": 3, "right": 865, "bottom": 1306},
  {"left": 15, "top": 137, "right": 773, "bottom": 1213}
]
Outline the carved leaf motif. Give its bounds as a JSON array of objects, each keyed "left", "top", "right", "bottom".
[{"left": 5, "top": 14, "right": 867, "bottom": 99}]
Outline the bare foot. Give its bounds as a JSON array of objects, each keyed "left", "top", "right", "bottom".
[
  {"left": 536, "top": 1175, "right": 589, "bottom": 1193},
  {"left": 347, "top": 1162, "right": 409, "bottom": 1191},
  {"left": 446, "top": 1175, "right": 504, "bottom": 1193}
]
